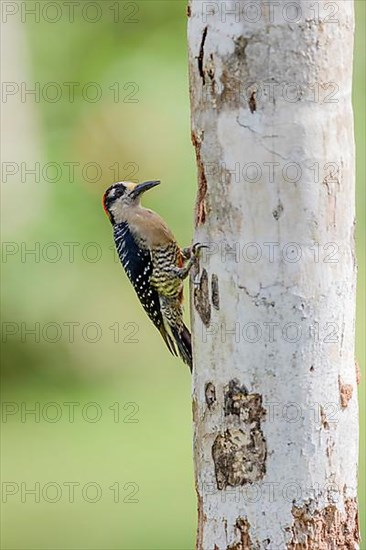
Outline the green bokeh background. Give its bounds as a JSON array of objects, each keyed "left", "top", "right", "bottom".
[{"left": 1, "top": 1, "right": 365, "bottom": 548}]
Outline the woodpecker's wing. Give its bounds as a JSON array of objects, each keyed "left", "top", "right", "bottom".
[{"left": 113, "top": 222, "right": 177, "bottom": 357}]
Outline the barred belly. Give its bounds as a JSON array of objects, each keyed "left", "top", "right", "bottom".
[{"left": 150, "top": 244, "right": 183, "bottom": 298}]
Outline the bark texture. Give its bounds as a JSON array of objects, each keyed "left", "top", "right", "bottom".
[{"left": 188, "top": 1, "right": 359, "bottom": 548}]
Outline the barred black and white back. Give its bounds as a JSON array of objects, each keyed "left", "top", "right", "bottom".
[{"left": 113, "top": 222, "right": 178, "bottom": 359}]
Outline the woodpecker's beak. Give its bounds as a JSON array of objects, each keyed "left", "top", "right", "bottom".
[{"left": 130, "top": 180, "right": 160, "bottom": 199}]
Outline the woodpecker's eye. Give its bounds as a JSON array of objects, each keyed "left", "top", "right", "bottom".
[
  {"left": 103, "top": 183, "right": 128, "bottom": 213},
  {"left": 109, "top": 184, "right": 127, "bottom": 200},
  {"left": 116, "top": 186, "right": 128, "bottom": 199}
]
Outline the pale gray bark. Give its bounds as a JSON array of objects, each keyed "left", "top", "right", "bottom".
[{"left": 188, "top": 1, "right": 359, "bottom": 548}]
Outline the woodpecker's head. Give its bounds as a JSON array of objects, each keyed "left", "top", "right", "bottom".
[{"left": 103, "top": 180, "right": 160, "bottom": 223}]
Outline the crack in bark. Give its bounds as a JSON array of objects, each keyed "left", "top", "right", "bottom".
[
  {"left": 191, "top": 130, "right": 207, "bottom": 226},
  {"left": 211, "top": 274, "right": 220, "bottom": 310},
  {"left": 198, "top": 26, "right": 208, "bottom": 85},
  {"left": 248, "top": 91, "right": 257, "bottom": 113},
  {"left": 320, "top": 406, "right": 329, "bottom": 430},
  {"left": 236, "top": 116, "right": 288, "bottom": 161},
  {"left": 238, "top": 285, "right": 260, "bottom": 299},
  {"left": 238, "top": 285, "right": 275, "bottom": 308},
  {"left": 195, "top": 492, "right": 205, "bottom": 550}
]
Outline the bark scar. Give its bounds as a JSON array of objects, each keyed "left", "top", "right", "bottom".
[
  {"left": 338, "top": 376, "right": 353, "bottom": 409},
  {"left": 191, "top": 130, "right": 207, "bottom": 227},
  {"left": 212, "top": 380, "right": 267, "bottom": 489},
  {"left": 227, "top": 517, "right": 254, "bottom": 550},
  {"left": 205, "top": 382, "right": 216, "bottom": 408},
  {"left": 355, "top": 361, "right": 361, "bottom": 385},
  {"left": 211, "top": 274, "right": 220, "bottom": 310},
  {"left": 198, "top": 26, "right": 208, "bottom": 85},
  {"left": 248, "top": 91, "right": 256, "bottom": 113},
  {"left": 287, "top": 498, "right": 360, "bottom": 548},
  {"left": 272, "top": 200, "right": 284, "bottom": 220},
  {"left": 194, "top": 268, "right": 211, "bottom": 326}
]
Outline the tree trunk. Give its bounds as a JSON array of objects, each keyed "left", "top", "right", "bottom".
[{"left": 188, "top": 1, "right": 359, "bottom": 548}]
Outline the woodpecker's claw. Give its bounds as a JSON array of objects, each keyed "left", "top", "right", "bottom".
[
  {"left": 192, "top": 243, "right": 208, "bottom": 257},
  {"left": 182, "top": 243, "right": 207, "bottom": 261}
]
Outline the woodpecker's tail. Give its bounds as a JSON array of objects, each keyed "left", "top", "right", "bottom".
[
  {"left": 171, "top": 323, "right": 192, "bottom": 372},
  {"left": 159, "top": 326, "right": 178, "bottom": 358}
]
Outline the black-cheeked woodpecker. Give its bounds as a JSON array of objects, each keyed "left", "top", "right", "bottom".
[{"left": 103, "top": 180, "right": 201, "bottom": 371}]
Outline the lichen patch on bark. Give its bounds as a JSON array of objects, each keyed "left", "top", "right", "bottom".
[
  {"left": 224, "top": 379, "right": 265, "bottom": 423},
  {"left": 212, "top": 429, "right": 266, "bottom": 489},
  {"left": 287, "top": 498, "right": 360, "bottom": 549}
]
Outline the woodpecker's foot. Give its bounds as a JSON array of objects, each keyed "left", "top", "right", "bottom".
[
  {"left": 181, "top": 247, "right": 192, "bottom": 261},
  {"left": 172, "top": 243, "right": 207, "bottom": 280}
]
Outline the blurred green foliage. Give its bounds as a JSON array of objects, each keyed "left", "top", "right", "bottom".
[{"left": 1, "top": 1, "right": 365, "bottom": 548}]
